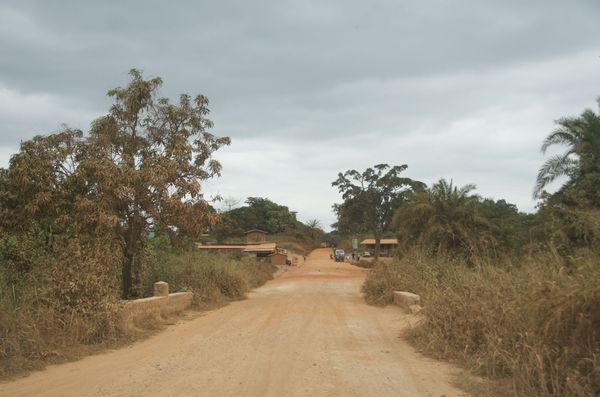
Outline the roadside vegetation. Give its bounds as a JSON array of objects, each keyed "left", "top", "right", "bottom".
[
  {"left": 0, "top": 71, "right": 277, "bottom": 378},
  {"left": 145, "top": 237, "right": 276, "bottom": 306},
  {"left": 363, "top": 250, "right": 599, "bottom": 396},
  {"left": 354, "top": 98, "right": 600, "bottom": 396},
  {"left": 0, "top": 235, "right": 276, "bottom": 378}
]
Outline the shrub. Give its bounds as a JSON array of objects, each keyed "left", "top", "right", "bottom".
[{"left": 362, "top": 261, "right": 403, "bottom": 305}]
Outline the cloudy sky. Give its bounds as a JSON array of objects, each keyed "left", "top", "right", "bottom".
[{"left": 1, "top": 1, "right": 599, "bottom": 230}]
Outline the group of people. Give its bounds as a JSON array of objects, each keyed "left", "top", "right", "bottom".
[
  {"left": 350, "top": 252, "right": 361, "bottom": 262},
  {"left": 329, "top": 251, "right": 361, "bottom": 262}
]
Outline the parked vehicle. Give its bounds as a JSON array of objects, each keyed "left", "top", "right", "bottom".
[{"left": 334, "top": 249, "right": 345, "bottom": 262}]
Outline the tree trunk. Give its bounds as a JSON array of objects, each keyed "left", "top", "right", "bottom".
[
  {"left": 374, "top": 234, "right": 381, "bottom": 261},
  {"left": 122, "top": 214, "right": 142, "bottom": 298},
  {"left": 122, "top": 251, "right": 133, "bottom": 299}
]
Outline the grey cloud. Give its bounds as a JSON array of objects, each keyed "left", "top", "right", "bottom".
[
  {"left": 2, "top": 1, "right": 599, "bottom": 97},
  {"left": 1, "top": 0, "right": 600, "bottom": 228}
]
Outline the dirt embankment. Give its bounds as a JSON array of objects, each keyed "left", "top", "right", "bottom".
[{"left": 0, "top": 248, "right": 466, "bottom": 397}]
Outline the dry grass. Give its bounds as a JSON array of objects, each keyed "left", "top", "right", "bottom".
[
  {"left": 0, "top": 274, "right": 126, "bottom": 377},
  {"left": 0, "top": 237, "right": 125, "bottom": 378},
  {"left": 362, "top": 249, "right": 600, "bottom": 396},
  {"left": 144, "top": 248, "right": 276, "bottom": 305},
  {"left": 0, "top": 242, "right": 276, "bottom": 379}
]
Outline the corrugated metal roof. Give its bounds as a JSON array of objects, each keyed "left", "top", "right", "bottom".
[
  {"left": 196, "top": 242, "right": 277, "bottom": 254},
  {"left": 196, "top": 244, "right": 246, "bottom": 250},
  {"left": 243, "top": 243, "right": 277, "bottom": 253},
  {"left": 360, "top": 239, "right": 399, "bottom": 245}
]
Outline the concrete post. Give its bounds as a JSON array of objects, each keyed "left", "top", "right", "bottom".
[
  {"left": 393, "top": 291, "right": 421, "bottom": 308},
  {"left": 153, "top": 281, "right": 169, "bottom": 297}
]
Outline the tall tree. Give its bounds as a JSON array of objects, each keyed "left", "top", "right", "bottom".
[
  {"left": 1, "top": 69, "right": 230, "bottom": 297},
  {"left": 87, "top": 69, "right": 230, "bottom": 297},
  {"left": 332, "top": 164, "right": 424, "bottom": 259},
  {"left": 331, "top": 198, "right": 371, "bottom": 235}
]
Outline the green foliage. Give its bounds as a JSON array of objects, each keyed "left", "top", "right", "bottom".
[
  {"left": 322, "top": 231, "right": 341, "bottom": 247},
  {"left": 212, "top": 197, "right": 302, "bottom": 240},
  {"left": 534, "top": 98, "right": 600, "bottom": 255},
  {"left": 332, "top": 199, "right": 371, "bottom": 234},
  {"left": 303, "top": 219, "right": 324, "bottom": 241},
  {"left": 332, "top": 164, "right": 424, "bottom": 258},
  {"left": 475, "top": 198, "right": 535, "bottom": 253},
  {"left": 393, "top": 179, "right": 498, "bottom": 262},
  {"left": 529, "top": 97, "right": 600, "bottom": 254},
  {"left": 534, "top": 98, "right": 600, "bottom": 202}
]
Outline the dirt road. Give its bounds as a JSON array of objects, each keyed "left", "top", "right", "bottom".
[{"left": 0, "top": 248, "right": 466, "bottom": 397}]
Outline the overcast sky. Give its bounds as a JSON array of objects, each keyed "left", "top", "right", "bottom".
[{"left": 1, "top": 1, "right": 599, "bottom": 230}]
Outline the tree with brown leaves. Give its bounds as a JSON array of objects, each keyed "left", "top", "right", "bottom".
[{"left": 1, "top": 69, "right": 230, "bottom": 297}]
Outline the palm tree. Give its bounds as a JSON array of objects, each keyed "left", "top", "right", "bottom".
[
  {"left": 534, "top": 99, "right": 600, "bottom": 198},
  {"left": 305, "top": 219, "right": 323, "bottom": 240},
  {"left": 393, "top": 179, "right": 496, "bottom": 260}
]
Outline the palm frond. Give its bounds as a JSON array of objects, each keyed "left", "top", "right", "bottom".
[
  {"left": 533, "top": 155, "right": 578, "bottom": 198},
  {"left": 457, "top": 183, "right": 477, "bottom": 197},
  {"left": 541, "top": 126, "right": 578, "bottom": 154}
]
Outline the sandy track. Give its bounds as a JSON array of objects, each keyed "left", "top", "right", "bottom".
[{"left": 0, "top": 248, "right": 466, "bottom": 397}]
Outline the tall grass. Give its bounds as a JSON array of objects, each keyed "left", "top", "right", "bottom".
[
  {"left": 144, "top": 247, "right": 276, "bottom": 305},
  {"left": 363, "top": 249, "right": 600, "bottom": 396},
  {"left": 0, "top": 238, "right": 276, "bottom": 378},
  {"left": 0, "top": 238, "right": 124, "bottom": 377}
]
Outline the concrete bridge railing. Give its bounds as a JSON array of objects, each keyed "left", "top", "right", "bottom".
[{"left": 120, "top": 281, "right": 193, "bottom": 329}]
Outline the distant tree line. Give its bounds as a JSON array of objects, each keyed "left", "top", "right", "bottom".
[
  {"left": 332, "top": 97, "right": 600, "bottom": 262},
  {"left": 211, "top": 197, "right": 323, "bottom": 243}
]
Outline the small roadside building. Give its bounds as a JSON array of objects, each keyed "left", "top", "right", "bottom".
[
  {"left": 195, "top": 242, "right": 277, "bottom": 256},
  {"left": 360, "top": 238, "right": 399, "bottom": 257},
  {"left": 196, "top": 231, "right": 290, "bottom": 265},
  {"left": 245, "top": 229, "right": 268, "bottom": 244},
  {"left": 242, "top": 242, "right": 278, "bottom": 256},
  {"left": 269, "top": 250, "right": 289, "bottom": 266},
  {"left": 196, "top": 242, "right": 288, "bottom": 265}
]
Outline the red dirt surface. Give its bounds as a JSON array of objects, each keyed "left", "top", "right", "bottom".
[{"left": 0, "top": 248, "right": 467, "bottom": 397}]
